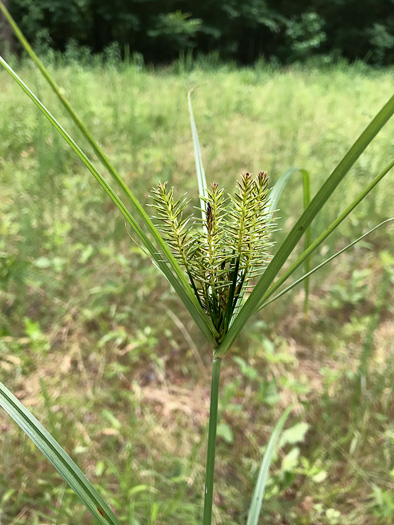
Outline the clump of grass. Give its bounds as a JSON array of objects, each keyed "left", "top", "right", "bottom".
[{"left": 151, "top": 172, "right": 272, "bottom": 343}]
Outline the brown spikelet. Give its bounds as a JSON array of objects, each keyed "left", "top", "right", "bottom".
[{"left": 206, "top": 202, "right": 213, "bottom": 233}]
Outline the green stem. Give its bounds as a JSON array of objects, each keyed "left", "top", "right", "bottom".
[
  {"left": 203, "top": 358, "right": 222, "bottom": 525},
  {"left": 302, "top": 169, "right": 311, "bottom": 317}
]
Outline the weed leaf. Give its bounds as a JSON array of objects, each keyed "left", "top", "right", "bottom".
[
  {"left": 0, "top": 56, "right": 218, "bottom": 344},
  {"left": 266, "top": 167, "right": 311, "bottom": 314},
  {"left": 257, "top": 159, "right": 394, "bottom": 310}
]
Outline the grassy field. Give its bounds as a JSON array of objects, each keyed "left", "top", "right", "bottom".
[{"left": 0, "top": 60, "right": 393, "bottom": 524}]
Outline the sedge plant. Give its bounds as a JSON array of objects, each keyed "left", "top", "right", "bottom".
[{"left": 0, "top": 3, "right": 394, "bottom": 524}]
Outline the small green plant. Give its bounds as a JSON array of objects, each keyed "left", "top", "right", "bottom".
[
  {"left": 0, "top": 3, "right": 393, "bottom": 524},
  {"left": 371, "top": 483, "right": 394, "bottom": 521}
]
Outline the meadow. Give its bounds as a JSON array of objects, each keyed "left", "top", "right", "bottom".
[{"left": 0, "top": 59, "right": 393, "bottom": 524}]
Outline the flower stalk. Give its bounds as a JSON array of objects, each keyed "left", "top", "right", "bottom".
[
  {"left": 152, "top": 173, "right": 273, "bottom": 524},
  {"left": 203, "top": 358, "right": 222, "bottom": 525}
]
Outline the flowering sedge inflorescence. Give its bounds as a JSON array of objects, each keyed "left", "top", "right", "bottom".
[{"left": 151, "top": 172, "right": 273, "bottom": 344}]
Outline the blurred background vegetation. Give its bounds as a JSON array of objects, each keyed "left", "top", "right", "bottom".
[{"left": 0, "top": 2, "right": 394, "bottom": 525}]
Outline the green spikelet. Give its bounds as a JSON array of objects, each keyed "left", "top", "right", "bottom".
[
  {"left": 227, "top": 172, "right": 256, "bottom": 263},
  {"left": 194, "top": 183, "right": 230, "bottom": 329},
  {"left": 151, "top": 172, "right": 273, "bottom": 343},
  {"left": 227, "top": 171, "right": 271, "bottom": 275},
  {"left": 248, "top": 171, "right": 272, "bottom": 276},
  {"left": 197, "top": 183, "right": 228, "bottom": 284},
  {"left": 150, "top": 182, "right": 194, "bottom": 272}
]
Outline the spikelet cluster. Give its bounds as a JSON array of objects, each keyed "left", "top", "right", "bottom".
[{"left": 151, "top": 172, "right": 273, "bottom": 342}]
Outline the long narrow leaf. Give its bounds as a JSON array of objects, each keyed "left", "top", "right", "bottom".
[
  {"left": 256, "top": 159, "right": 393, "bottom": 310},
  {"left": 301, "top": 170, "right": 311, "bottom": 315},
  {"left": 214, "top": 94, "right": 394, "bottom": 358},
  {"left": 267, "top": 168, "right": 305, "bottom": 220},
  {"left": 0, "top": 2, "right": 178, "bottom": 278},
  {"left": 0, "top": 382, "right": 123, "bottom": 525},
  {"left": 188, "top": 89, "right": 208, "bottom": 221},
  {"left": 268, "top": 168, "right": 311, "bottom": 314},
  {"left": 259, "top": 218, "right": 394, "bottom": 309},
  {"left": 246, "top": 406, "right": 293, "bottom": 525},
  {"left": 0, "top": 57, "right": 217, "bottom": 344},
  {"left": 0, "top": 3, "right": 218, "bottom": 342}
]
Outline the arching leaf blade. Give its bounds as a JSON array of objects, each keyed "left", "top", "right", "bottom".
[
  {"left": 301, "top": 169, "right": 311, "bottom": 315},
  {"left": 0, "top": 57, "right": 217, "bottom": 344},
  {"left": 215, "top": 94, "right": 394, "bottom": 358},
  {"left": 256, "top": 159, "right": 393, "bottom": 311},
  {"left": 267, "top": 167, "right": 300, "bottom": 220},
  {"left": 259, "top": 218, "right": 394, "bottom": 309},
  {"left": 0, "top": 382, "right": 123, "bottom": 525},
  {"left": 0, "top": 3, "right": 217, "bottom": 341},
  {"left": 268, "top": 167, "right": 311, "bottom": 315},
  {"left": 0, "top": 1, "right": 184, "bottom": 292}
]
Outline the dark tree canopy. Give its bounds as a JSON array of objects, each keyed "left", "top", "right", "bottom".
[{"left": 2, "top": 0, "right": 394, "bottom": 65}]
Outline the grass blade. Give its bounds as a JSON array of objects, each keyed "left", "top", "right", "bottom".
[
  {"left": 214, "top": 94, "right": 394, "bottom": 358},
  {"left": 0, "top": 2, "right": 151, "bottom": 235},
  {"left": 267, "top": 168, "right": 306, "bottom": 221},
  {"left": 188, "top": 89, "right": 208, "bottom": 221},
  {"left": 256, "top": 159, "right": 393, "bottom": 310},
  {"left": 0, "top": 57, "right": 217, "bottom": 344},
  {"left": 0, "top": 382, "right": 123, "bottom": 525},
  {"left": 0, "top": 3, "right": 218, "bottom": 341},
  {"left": 301, "top": 170, "right": 311, "bottom": 316},
  {"left": 246, "top": 406, "right": 293, "bottom": 525},
  {"left": 268, "top": 168, "right": 311, "bottom": 315},
  {"left": 260, "top": 218, "right": 394, "bottom": 309}
]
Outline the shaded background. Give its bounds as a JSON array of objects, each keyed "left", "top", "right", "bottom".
[{"left": 1, "top": 0, "right": 394, "bottom": 65}]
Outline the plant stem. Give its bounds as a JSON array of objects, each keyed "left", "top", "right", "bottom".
[
  {"left": 203, "top": 357, "right": 222, "bottom": 525},
  {"left": 302, "top": 169, "right": 311, "bottom": 319}
]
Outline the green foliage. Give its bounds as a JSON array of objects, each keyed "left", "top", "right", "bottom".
[
  {"left": 0, "top": 55, "right": 393, "bottom": 525},
  {"left": 247, "top": 406, "right": 293, "bottom": 525},
  {"left": 284, "top": 12, "right": 326, "bottom": 62},
  {"left": 372, "top": 484, "right": 394, "bottom": 520},
  {"left": 147, "top": 11, "right": 201, "bottom": 51},
  {"left": 3, "top": 0, "right": 394, "bottom": 64},
  {"left": 0, "top": 382, "right": 123, "bottom": 525}
]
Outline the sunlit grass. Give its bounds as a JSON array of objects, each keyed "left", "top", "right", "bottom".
[{"left": 0, "top": 57, "right": 393, "bottom": 524}]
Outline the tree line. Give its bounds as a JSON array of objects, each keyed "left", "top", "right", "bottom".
[{"left": 1, "top": 0, "right": 393, "bottom": 66}]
